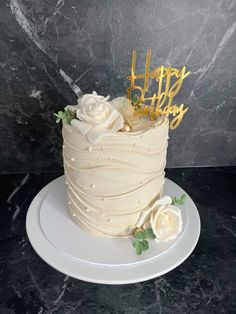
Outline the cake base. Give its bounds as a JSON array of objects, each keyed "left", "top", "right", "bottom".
[{"left": 26, "top": 175, "right": 200, "bottom": 284}]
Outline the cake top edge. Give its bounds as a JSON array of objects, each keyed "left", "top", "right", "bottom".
[{"left": 60, "top": 91, "right": 168, "bottom": 143}]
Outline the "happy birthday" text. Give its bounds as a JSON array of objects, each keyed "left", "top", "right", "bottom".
[{"left": 127, "top": 49, "right": 190, "bottom": 129}]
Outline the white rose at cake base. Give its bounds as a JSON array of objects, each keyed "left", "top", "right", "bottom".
[
  {"left": 150, "top": 203, "right": 183, "bottom": 242},
  {"left": 135, "top": 195, "right": 183, "bottom": 242},
  {"left": 62, "top": 92, "right": 169, "bottom": 237}
]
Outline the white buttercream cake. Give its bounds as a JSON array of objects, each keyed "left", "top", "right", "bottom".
[{"left": 62, "top": 92, "right": 169, "bottom": 237}]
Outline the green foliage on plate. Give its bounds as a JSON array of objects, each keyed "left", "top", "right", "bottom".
[
  {"left": 132, "top": 228, "right": 156, "bottom": 255},
  {"left": 172, "top": 194, "right": 186, "bottom": 205},
  {"left": 134, "top": 230, "right": 146, "bottom": 240},
  {"left": 54, "top": 109, "right": 76, "bottom": 125},
  {"left": 145, "top": 227, "right": 156, "bottom": 240}
]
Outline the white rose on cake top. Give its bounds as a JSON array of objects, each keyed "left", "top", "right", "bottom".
[{"left": 67, "top": 91, "right": 124, "bottom": 143}]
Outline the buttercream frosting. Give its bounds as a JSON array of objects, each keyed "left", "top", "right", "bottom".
[{"left": 63, "top": 116, "right": 169, "bottom": 237}]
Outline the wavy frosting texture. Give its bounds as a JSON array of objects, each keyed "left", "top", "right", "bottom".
[{"left": 63, "top": 118, "right": 169, "bottom": 237}]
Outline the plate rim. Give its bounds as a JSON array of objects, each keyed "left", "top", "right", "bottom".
[{"left": 26, "top": 175, "right": 201, "bottom": 285}]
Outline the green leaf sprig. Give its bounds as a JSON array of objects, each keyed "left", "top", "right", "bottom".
[
  {"left": 54, "top": 109, "right": 76, "bottom": 125},
  {"left": 132, "top": 228, "right": 156, "bottom": 255},
  {"left": 172, "top": 194, "right": 186, "bottom": 205}
]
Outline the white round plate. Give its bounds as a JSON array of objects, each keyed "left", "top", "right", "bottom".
[{"left": 26, "top": 176, "right": 200, "bottom": 284}]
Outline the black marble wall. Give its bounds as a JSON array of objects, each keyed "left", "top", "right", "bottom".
[{"left": 1, "top": 0, "right": 236, "bottom": 173}]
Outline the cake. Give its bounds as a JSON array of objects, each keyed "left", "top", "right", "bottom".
[
  {"left": 62, "top": 94, "right": 169, "bottom": 237},
  {"left": 55, "top": 49, "right": 189, "bottom": 254}
]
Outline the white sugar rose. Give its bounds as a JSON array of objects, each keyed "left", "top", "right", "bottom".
[
  {"left": 67, "top": 91, "right": 124, "bottom": 143},
  {"left": 135, "top": 195, "right": 183, "bottom": 242},
  {"left": 150, "top": 204, "right": 183, "bottom": 242}
]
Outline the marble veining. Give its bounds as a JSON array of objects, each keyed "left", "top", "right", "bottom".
[
  {"left": 0, "top": 168, "right": 236, "bottom": 313},
  {"left": 0, "top": 0, "right": 236, "bottom": 173}
]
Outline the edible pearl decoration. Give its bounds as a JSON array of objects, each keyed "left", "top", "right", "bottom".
[
  {"left": 87, "top": 147, "right": 92, "bottom": 151},
  {"left": 120, "top": 122, "right": 132, "bottom": 132},
  {"left": 71, "top": 157, "right": 75, "bottom": 162}
]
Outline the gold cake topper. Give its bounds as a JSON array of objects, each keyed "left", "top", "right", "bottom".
[{"left": 127, "top": 49, "right": 190, "bottom": 129}]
